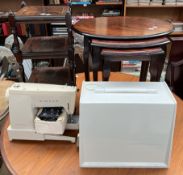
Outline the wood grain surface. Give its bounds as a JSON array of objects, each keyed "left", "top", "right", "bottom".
[
  {"left": 16, "top": 6, "right": 69, "bottom": 17},
  {"left": 1, "top": 73, "right": 182, "bottom": 175},
  {"left": 91, "top": 36, "right": 170, "bottom": 48},
  {"left": 15, "top": 6, "right": 69, "bottom": 22},
  {"left": 73, "top": 16, "right": 174, "bottom": 39},
  {"left": 22, "top": 36, "right": 68, "bottom": 54},
  {"left": 0, "top": 80, "right": 14, "bottom": 116}
]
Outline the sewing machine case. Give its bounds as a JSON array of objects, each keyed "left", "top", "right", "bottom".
[{"left": 79, "top": 82, "right": 176, "bottom": 168}]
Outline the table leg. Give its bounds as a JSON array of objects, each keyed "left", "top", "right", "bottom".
[
  {"left": 140, "top": 61, "right": 149, "bottom": 81},
  {"left": 149, "top": 52, "right": 165, "bottom": 81},
  {"left": 68, "top": 43, "right": 76, "bottom": 86},
  {"left": 83, "top": 36, "right": 90, "bottom": 81},
  {"left": 103, "top": 57, "right": 111, "bottom": 81},
  {"left": 92, "top": 46, "right": 101, "bottom": 81}
]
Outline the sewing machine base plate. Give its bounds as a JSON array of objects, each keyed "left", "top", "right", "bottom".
[{"left": 7, "top": 125, "right": 76, "bottom": 143}]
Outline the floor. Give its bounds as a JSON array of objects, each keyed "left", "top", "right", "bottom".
[{"left": 0, "top": 161, "right": 10, "bottom": 175}]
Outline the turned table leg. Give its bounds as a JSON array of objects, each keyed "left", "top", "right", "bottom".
[
  {"left": 140, "top": 61, "right": 149, "bottom": 81},
  {"left": 149, "top": 52, "right": 165, "bottom": 81},
  {"left": 92, "top": 46, "right": 101, "bottom": 81},
  {"left": 83, "top": 36, "right": 90, "bottom": 81},
  {"left": 103, "top": 57, "right": 111, "bottom": 81}
]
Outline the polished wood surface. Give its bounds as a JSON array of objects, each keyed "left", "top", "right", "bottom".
[
  {"left": 101, "top": 47, "right": 164, "bottom": 81},
  {"left": 22, "top": 36, "right": 68, "bottom": 58},
  {"left": 0, "top": 81, "right": 14, "bottom": 117},
  {"left": 91, "top": 36, "right": 170, "bottom": 48},
  {"left": 101, "top": 47, "right": 164, "bottom": 56},
  {"left": 15, "top": 6, "right": 69, "bottom": 22},
  {"left": 0, "top": 0, "right": 43, "bottom": 11},
  {"left": 1, "top": 73, "right": 183, "bottom": 175},
  {"left": 73, "top": 16, "right": 173, "bottom": 81},
  {"left": 73, "top": 16, "right": 173, "bottom": 39},
  {"left": 29, "top": 67, "right": 71, "bottom": 85}
]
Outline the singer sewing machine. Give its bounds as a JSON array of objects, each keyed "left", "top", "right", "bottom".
[{"left": 7, "top": 83, "right": 78, "bottom": 143}]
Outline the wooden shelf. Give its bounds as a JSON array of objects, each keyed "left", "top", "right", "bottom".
[
  {"left": 171, "top": 31, "right": 183, "bottom": 35},
  {"left": 71, "top": 2, "right": 123, "bottom": 6},
  {"left": 71, "top": 1, "right": 125, "bottom": 16},
  {"left": 126, "top": 5, "right": 183, "bottom": 8},
  {"left": 126, "top": 3, "right": 183, "bottom": 29},
  {"left": 96, "top": 2, "right": 123, "bottom": 5}
]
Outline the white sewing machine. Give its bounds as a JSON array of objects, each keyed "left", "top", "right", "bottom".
[{"left": 7, "top": 83, "right": 78, "bottom": 143}]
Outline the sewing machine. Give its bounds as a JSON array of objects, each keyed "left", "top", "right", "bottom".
[{"left": 7, "top": 83, "right": 78, "bottom": 143}]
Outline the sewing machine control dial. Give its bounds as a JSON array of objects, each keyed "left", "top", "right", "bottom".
[{"left": 13, "top": 84, "right": 20, "bottom": 88}]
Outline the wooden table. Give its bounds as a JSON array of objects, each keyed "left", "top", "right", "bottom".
[
  {"left": 15, "top": 6, "right": 69, "bottom": 23},
  {"left": 73, "top": 16, "right": 173, "bottom": 81},
  {"left": 1, "top": 73, "right": 183, "bottom": 175},
  {"left": 0, "top": 80, "right": 14, "bottom": 129}
]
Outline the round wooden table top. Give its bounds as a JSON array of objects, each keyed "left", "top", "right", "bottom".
[
  {"left": 0, "top": 80, "right": 14, "bottom": 118},
  {"left": 73, "top": 16, "right": 173, "bottom": 39},
  {"left": 1, "top": 73, "right": 183, "bottom": 175}
]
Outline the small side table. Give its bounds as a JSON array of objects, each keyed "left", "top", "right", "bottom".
[{"left": 73, "top": 16, "right": 173, "bottom": 81}]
